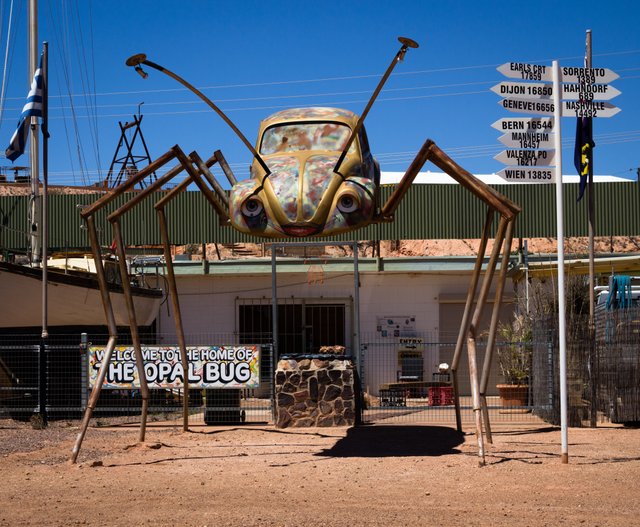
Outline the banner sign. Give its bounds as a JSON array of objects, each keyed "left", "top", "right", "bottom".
[{"left": 88, "top": 345, "right": 260, "bottom": 389}]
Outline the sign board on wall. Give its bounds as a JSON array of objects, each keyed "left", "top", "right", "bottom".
[
  {"left": 88, "top": 345, "right": 260, "bottom": 389},
  {"left": 376, "top": 315, "right": 416, "bottom": 338},
  {"left": 398, "top": 337, "right": 424, "bottom": 352}
]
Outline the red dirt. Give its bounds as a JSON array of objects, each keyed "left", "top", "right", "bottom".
[{"left": 1, "top": 418, "right": 639, "bottom": 526}]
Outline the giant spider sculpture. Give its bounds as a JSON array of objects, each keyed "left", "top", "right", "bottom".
[{"left": 72, "top": 37, "right": 520, "bottom": 466}]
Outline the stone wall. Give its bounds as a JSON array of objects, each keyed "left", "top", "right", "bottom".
[{"left": 275, "top": 357, "right": 357, "bottom": 428}]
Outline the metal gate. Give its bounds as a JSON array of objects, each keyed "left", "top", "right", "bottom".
[{"left": 359, "top": 331, "right": 543, "bottom": 426}]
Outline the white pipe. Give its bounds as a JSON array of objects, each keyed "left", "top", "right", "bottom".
[{"left": 552, "top": 60, "right": 569, "bottom": 464}]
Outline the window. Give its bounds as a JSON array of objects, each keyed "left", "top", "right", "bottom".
[{"left": 260, "top": 122, "right": 356, "bottom": 155}]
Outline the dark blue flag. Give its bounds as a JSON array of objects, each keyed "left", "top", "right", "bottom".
[
  {"left": 574, "top": 116, "right": 594, "bottom": 202},
  {"left": 5, "top": 56, "right": 44, "bottom": 162}
]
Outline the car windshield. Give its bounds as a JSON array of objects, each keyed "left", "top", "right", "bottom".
[{"left": 260, "top": 122, "right": 355, "bottom": 155}]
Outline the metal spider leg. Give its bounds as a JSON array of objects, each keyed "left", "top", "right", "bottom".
[
  {"left": 378, "top": 139, "right": 520, "bottom": 466},
  {"left": 450, "top": 208, "right": 494, "bottom": 433},
  {"left": 152, "top": 148, "right": 228, "bottom": 432},
  {"left": 479, "top": 218, "right": 515, "bottom": 445},
  {"left": 71, "top": 147, "right": 184, "bottom": 463},
  {"left": 464, "top": 215, "right": 509, "bottom": 465},
  {"left": 71, "top": 146, "right": 230, "bottom": 463}
]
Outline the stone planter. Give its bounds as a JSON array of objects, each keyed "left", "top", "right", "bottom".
[
  {"left": 496, "top": 384, "right": 529, "bottom": 407},
  {"left": 275, "top": 356, "right": 356, "bottom": 428}
]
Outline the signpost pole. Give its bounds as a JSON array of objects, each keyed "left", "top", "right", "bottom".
[
  {"left": 584, "top": 30, "right": 598, "bottom": 427},
  {"left": 552, "top": 60, "right": 569, "bottom": 464}
]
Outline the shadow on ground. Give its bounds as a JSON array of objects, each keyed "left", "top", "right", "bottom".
[{"left": 316, "top": 424, "right": 464, "bottom": 458}]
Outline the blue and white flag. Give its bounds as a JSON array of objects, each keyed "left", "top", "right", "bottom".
[{"left": 5, "top": 57, "right": 44, "bottom": 162}]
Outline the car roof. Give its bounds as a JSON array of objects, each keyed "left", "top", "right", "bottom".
[{"left": 259, "top": 107, "right": 359, "bottom": 129}]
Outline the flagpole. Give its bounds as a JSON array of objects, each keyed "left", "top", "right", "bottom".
[
  {"left": 552, "top": 60, "right": 568, "bottom": 464},
  {"left": 584, "top": 30, "right": 598, "bottom": 427},
  {"left": 28, "top": 0, "right": 40, "bottom": 265},
  {"left": 41, "top": 41, "right": 48, "bottom": 340}
]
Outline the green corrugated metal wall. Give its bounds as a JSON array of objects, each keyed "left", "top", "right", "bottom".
[{"left": 1, "top": 182, "right": 638, "bottom": 251}]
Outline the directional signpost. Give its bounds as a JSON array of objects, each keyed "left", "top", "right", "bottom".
[
  {"left": 494, "top": 149, "right": 556, "bottom": 166},
  {"left": 492, "top": 56, "right": 622, "bottom": 464},
  {"left": 492, "top": 62, "right": 621, "bottom": 184},
  {"left": 492, "top": 81, "right": 621, "bottom": 101}
]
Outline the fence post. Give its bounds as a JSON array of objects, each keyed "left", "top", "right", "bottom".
[
  {"left": 38, "top": 340, "right": 48, "bottom": 426},
  {"left": 80, "top": 333, "right": 89, "bottom": 413},
  {"left": 547, "top": 329, "right": 555, "bottom": 410}
]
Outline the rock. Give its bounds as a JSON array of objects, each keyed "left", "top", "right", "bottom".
[
  {"left": 282, "top": 382, "right": 296, "bottom": 393},
  {"left": 275, "top": 357, "right": 356, "bottom": 429},
  {"left": 311, "top": 359, "right": 329, "bottom": 370},
  {"left": 298, "top": 359, "right": 311, "bottom": 370},
  {"left": 323, "top": 385, "right": 342, "bottom": 402},
  {"left": 317, "top": 416, "right": 335, "bottom": 427},
  {"left": 293, "top": 402, "right": 307, "bottom": 412},
  {"left": 278, "top": 360, "right": 296, "bottom": 370},
  {"left": 277, "top": 393, "right": 295, "bottom": 407},
  {"left": 317, "top": 370, "right": 330, "bottom": 385},
  {"left": 309, "top": 377, "right": 319, "bottom": 401},
  {"left": 291, "top": 418, "right": 315, "bottom": 428},
  {"left": 334, "top": 416, "right": 347, "bottom": 426},
  {"left": 276, "top": 409, "right": 292, "bottom": 428}
]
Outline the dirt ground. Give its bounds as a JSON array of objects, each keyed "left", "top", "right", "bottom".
[{"left": 1, "top": 418, "right": 639, "bottom": 527}]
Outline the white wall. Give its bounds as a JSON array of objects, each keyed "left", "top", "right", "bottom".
[{"left": 155, "top": 269, "right": 494, "bottom": 395}]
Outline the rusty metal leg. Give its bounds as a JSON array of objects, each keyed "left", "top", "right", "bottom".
[
  {"left": 71, "top": 216, "right": 119, "bottom": 463},
  {"left": 451, "top": 208, "right": 494, "bottom": 432},
  {"left": 465, "top": 216, "right": 508, "bottom": 461},
  {"left": 157, "top": 208, "right": 190, "bottom": 432},
  {"left": 467, "top": 329, "right": 485, "bottom": 466},
  {"left": 479, "top": 218, "right": 515, "bottom": 444},
  {"left": 112, "top": 219, "right": 150, "bottom": 443}
]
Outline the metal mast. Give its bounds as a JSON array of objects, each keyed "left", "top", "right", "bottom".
[{"left": 28, "top": 0, "right": 40, "bottom": 263}]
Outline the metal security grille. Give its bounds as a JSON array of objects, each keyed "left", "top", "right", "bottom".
[
  {"left": 360, "top": 331, "right": 549, "bottom": 425},
  {"left": 237, "top": 297, "right": 349, "bottom": 360}
]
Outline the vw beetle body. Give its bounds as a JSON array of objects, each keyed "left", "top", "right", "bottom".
[{"left": 229, "top": 107, "right": 380, "bottom": 238}]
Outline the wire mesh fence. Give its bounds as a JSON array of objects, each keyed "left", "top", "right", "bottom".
[
  {"left": 359, "top": 331, "right": 543, "bottom": 425},
  {"left": 533, "top": 306, "right": 640, "bottom": 426},
  {"left": 0, "top": 331, "right": 274, "bottom": 426},
  {"left": 2, "top": 312, "right": 637, "bottom": 428}
]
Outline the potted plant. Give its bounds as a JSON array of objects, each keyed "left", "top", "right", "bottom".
[{"left": 496, "top": 314, "right": 532, "bottom": 407}]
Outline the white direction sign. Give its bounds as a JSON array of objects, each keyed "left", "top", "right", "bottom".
[
  {"left": 491, "top": 117, "right": 554, "bottom": 133},
  {"left": 562, "top": 83, "right": 621, "bottom": 101},
  {"left": 560, "top": 66, "right": 619, "bottom": 84},
  {"left": 494, "top": 149, "right": 556, "bottom": 167},
  {"left": 499, "top": 131, "right": 554, "bottom": 149},
  {"left": 497, "top": 62, "right": 552, "bottom": 82},
  {"left": 498, "top": 63, "right": 619, "bottom": 84},
  {"left": 563, "top": 100, "right": 620, "bottom": 118},
  {"left": 492, "top": 81, "right": 553, "bottom": 99},
  {"left": 499, "top": 98, "right": 555, "bottom": 115},
  {"left": 500, "top": 98, "right": 620, "bottom": 118},
  {"left": 492, "top": 81, "right": 621, "bottom": 101},
  {"left": 496, "top": 167, "right": 556, "bottom": 184}
]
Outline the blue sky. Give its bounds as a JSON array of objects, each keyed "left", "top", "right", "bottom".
[{"left": 0, "top": 0, "right": 638, "bottom": 187}]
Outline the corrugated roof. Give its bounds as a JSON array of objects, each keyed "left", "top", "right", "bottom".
[{"left": 1, "top": 180, "right": 638, "bottom": 250}]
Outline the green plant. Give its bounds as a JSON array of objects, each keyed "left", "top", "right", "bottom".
[{"left": 497, "top": 314, "right": 532, "bottom": 385}]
